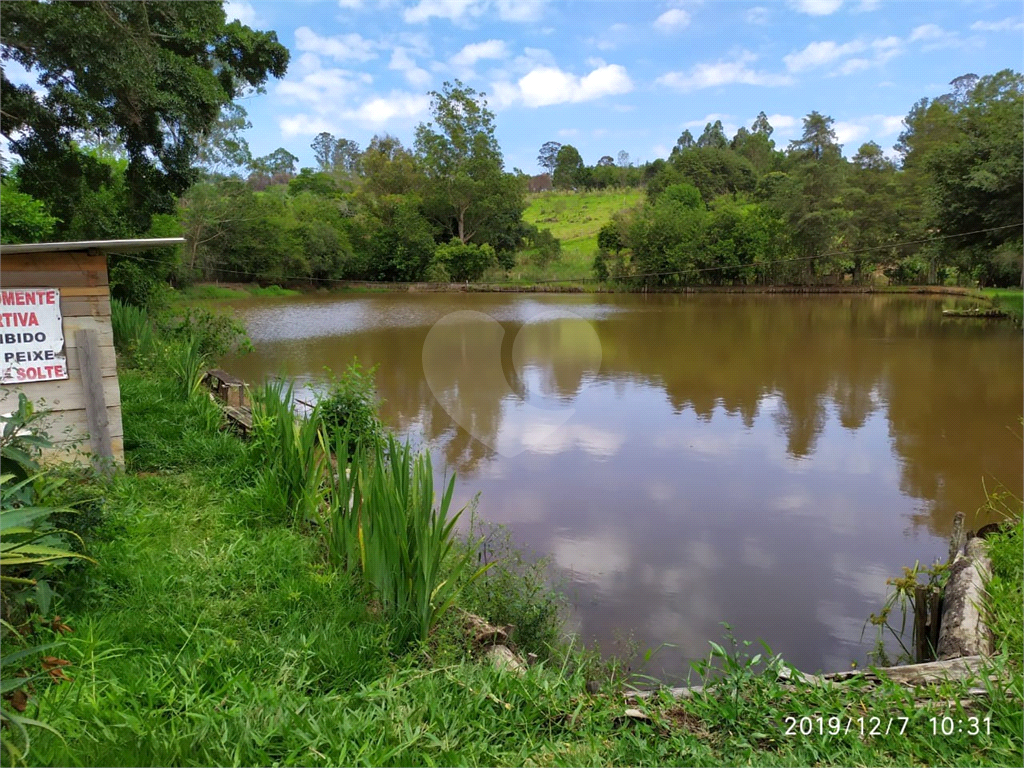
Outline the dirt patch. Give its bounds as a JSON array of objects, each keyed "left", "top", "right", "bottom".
[{"left": 664, "top": 706, "right": 710, "bottom": 738}]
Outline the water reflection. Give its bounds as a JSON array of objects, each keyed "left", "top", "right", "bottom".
[{"left": 221, "top": 293, "right": 1022, "bottom": 678}]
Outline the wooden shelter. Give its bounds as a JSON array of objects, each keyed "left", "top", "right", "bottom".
[{"left": 0, "top": 238, "right": 185, "bottom": 469}]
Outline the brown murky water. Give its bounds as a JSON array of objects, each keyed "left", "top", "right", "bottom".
[{"left": 220, "top": 293, "right": 1022, "bottom": 679}]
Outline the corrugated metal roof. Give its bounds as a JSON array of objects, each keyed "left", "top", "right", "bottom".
[{"left": 0, "top": 237, "right": 186, "bottom": 255}]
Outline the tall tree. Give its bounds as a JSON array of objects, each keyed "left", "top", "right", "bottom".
[
  {"left": 751, "top": 111, "right": 774, "bottom": 137},
  {"left": 552, "top": 144, "right": 585, "bottom": 189},
  {"left": 788, "top": 111, "right": 840, "bottom": 160},
  {"left": 696, "top": 121, "right": 728, "bottom": 150},
  {"left": 844, "top": 141, "right": 900, "bottom": 283},
  {"left": 415, "top": 80, "right": 522, "bottom": 244},
  {"left": 312, "top": 132, "right": 337, "bottom": 172},
  {"left": 926, "top": 70, "right": 1024, "bottom": 286},
  {"left": 672, "top": 130, "right": 695, "bottom": 155},
  {"left": 783, "top": 112, "right": 847, "bottom": 280},
  {"left": 537, "top": 141, "right": 562, "bottom": 175},
  {"left": 1, "top": 0, "right": 289, "bottom": 236}
]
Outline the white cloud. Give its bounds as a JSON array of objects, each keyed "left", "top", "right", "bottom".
[
  {"left": 833, "top": 121, "right": 869, "bottom": 146},
  {"left": 879, "top": 114, "right": 904, "bottom": 133},
  {"left": 656, "top": 51, "right": 793, "bottom": 90},
  {"left": 784, "top": 35, "right": 904, "bottom": 75},
  {"left": 277, "top": 67, "right": 368, "bottom": 106},
  {"left": 784, "top": 39, "right": 865, "bottom": 72},
  {"left": 337, "top": 0, "right": 364, "bottom": 8},
  {"left": 788, "top": 0, "right": 844, "bottom": 15},
  {"left": 654, "top": 8, "right": 691, "bottom": 30},
  {"left": 295, "top": 27, "right": 377, "bottom": 61},
  {"left": 557, "top": 128, "right": 580, "bottom": 138},
  {"left": 745, "top": 6, "right": 770, "bottom": 24},
  {"left": 494, "top": 0, "right": 548, "bottom": 22},
  {"left": 389, "top": 47, "right": 432, "bottom": 87},
  {"left": 347, "top": 92, "right": 431, "bottom": 124},
  {"left": 836, "top": 58, "right": 871, "bottom": 75},
  {"left": 402, "top": 0, "right": 547, "bottom": 24},
  {"left": 855, "top": 0, "right": 880, "bottom": 10},
  {"left": 971, "top": 17, "right": 1024, "bottom": 32},
  {"left": 764, "top": 113, "right": 799, "bottom": 130},
  {"left": 224, "top": 0, "right": 261, "bottom": 26},
  {"left": 279, "top": 92, "right": 431, "bottom": 136},
  {"left": 404, "top": 0, "right": 481, "bottom": 23},
  {"left": 493, "top": 62, "right": 633, "bottom": 108},
  {"left": 908, "top": 23, "right": 961, "bottom": 49},
  {"left": 450, "top": 39, "right": 509, "bottom": 77}
]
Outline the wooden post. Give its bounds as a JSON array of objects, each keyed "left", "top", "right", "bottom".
[
  {"left": 75, "top": 328, "right": 114, "bottom": 473},
  {"left": 914, "top": 585, "right": 928, "bottom": 663},
  {"left": 948, "top": 512, "right": 965, "bottom": 563},
  {"left": 928, "top": 590, "right": 942, "bottom": 660}
]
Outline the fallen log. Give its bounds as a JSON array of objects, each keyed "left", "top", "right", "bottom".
[{"left": 937, "top": 538, "right": 994, "bottom": 659}]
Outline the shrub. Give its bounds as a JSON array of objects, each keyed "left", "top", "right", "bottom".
[
  {"left": 597, "top": 220, "right": 623, "bottom": 255},
  {"left": 428, "top": 239, "right": 498, "bottom": 282},
  {"left": 529, "top": 228, "right": 561, "bottom": 267},
  {"left": 592, "top": 251, "right": 610, "bottom": 282},
  {"left": 154, "top": 306, "right": 252, "bottom": 357},
  {"left": 316, "top": 360, "right": 384, "bottom": 456}
]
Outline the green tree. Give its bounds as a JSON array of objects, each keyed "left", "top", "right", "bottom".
[
  {"left": 537, "top": 141, "right": 562, "bottom": 175},
  {"left": 1, "top": 0, "right": 289, "bottom": 236},
  {"left": 0, "top": 183, "right": 58, "bottom": 243},
  {"left": 783, "top": 112, "right": 848, "bottom": 281},
  {"left": 552, "top": 144, "right": 586, "bottom": 190},
  {"left": 358, "top": 134, "right": 420, "bottom": 197},
  {"left": 415, "top": 80, "right": 521, "bottom": 245},
  {"left": 696, "top": 120, "right": 729, "bottom": 150},
  {"left": 925, "top": 70, "right": 1024, "bottom": 286},
  {"left": 844, "top": 142, "right": 900, "bottom": 283}
]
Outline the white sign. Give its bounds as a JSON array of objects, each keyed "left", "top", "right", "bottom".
[{"left": 1, "top": 288, "right": 69, "bottom": 384}]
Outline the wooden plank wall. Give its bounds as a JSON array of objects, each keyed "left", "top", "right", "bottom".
[{"left": 1, "top": 250, "right": 124, "bottom": 465}]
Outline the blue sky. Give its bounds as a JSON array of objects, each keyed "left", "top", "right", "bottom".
[
  {"left": 226, "top": 0, "right": 1023, "bottom": 172},
  {"left": 10, "top": 1, "right": 1024, "bottom": 174}
]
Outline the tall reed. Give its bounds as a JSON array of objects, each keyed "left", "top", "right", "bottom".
[
  {"left": 250, "top": 377, "right": 326, "bottom": 526},
  {"left": 110, "top": 299, "right": 155, "bottom": 359},
  {"left": 322, "top": 433, "right": 492, "bottom": 646}
]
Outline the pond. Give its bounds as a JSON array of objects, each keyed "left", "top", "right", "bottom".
[{"left": 219, "top": 292, "right": 1023, "bottom": 680}]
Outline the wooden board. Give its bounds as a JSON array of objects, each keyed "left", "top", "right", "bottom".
[
  {"left": 61, "top": 296, "right": 112, "bottom": 318},
  {"left": 0, "top": 375, "right": 120, "bottom": 412},
  {"left": 1, "top": 268, "right": 108, "bottom": 288},
  {"left": 60, "top": 315, "right": 115, "bottom": 347},
  {"left": 1, "top": 252, "right": 107, "bottom": 274},
  {"left": 36, "top": 406, "right": 124, "bottom": 444},
  {"left": 54, "top": 286, "right": 111, "bottom": 298},
  {"left": 64, "top": 344, "right": 118, "bottom": 377}
]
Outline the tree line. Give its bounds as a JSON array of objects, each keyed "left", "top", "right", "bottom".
[
  {"left": 579, "top": 73, "right": 1021, "bottom": 288},
  {"left": 0, "top": 2, "right": 1020, "bottom": 300}
]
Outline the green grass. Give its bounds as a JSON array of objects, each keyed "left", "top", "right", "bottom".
[
  {"left": 175, "top": 283, "right": 301, "bottom": 301},
  {"left": 505, "top": 188, "right": 644, "bottom": 283},
  {"left": 979, "top": 288, "right": 1024, "bottom": 322},
  {"left": 18, "top": 364, "right": 1024, "bottom": 766}
]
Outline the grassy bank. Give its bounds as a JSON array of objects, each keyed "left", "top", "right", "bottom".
[
  {"left": 978, "top": 288, "right": 1024, "bottom": 322},
  {"left": 173, "top": 283, "right": 302, "bottom": 301},
  {"left": 509, "top": 188, "right": 644, "bottom": 283},
  {"left": 4, "top": 347, "right": 1016, "bottom": 765}
]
